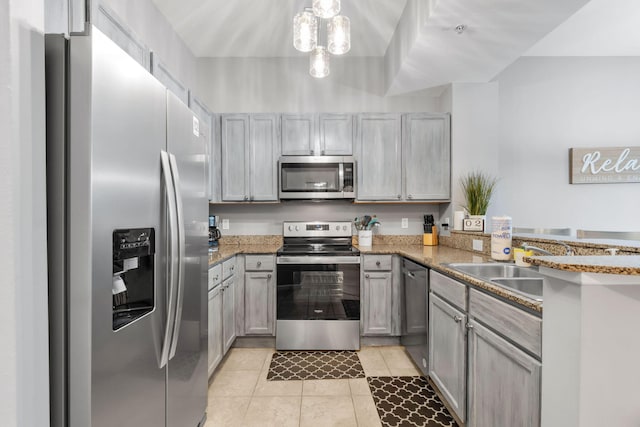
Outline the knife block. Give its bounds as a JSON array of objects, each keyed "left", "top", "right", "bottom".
[{"left": 423, "top": 226, "right": 438, "bottom": 246}]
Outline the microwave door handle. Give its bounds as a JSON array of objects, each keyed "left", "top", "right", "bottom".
[{"left": 339, "top": 163, "right": 344, "bottom": 191}]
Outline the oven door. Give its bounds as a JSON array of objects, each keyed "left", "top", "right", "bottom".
[{"left": 276, "top": 256, "right": 360, "bottom": 321}]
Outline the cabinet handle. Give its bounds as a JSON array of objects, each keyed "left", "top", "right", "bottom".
[
  {"left": 376, "top": 261, "right": 380, "bottom": 266},
  {"left": 267, "top": 273, "right": 272, "bottom": 279},
  {"left": 465, "top": 323, "right": 474, "bottom": 330},
  {"left": 406, "top": 271, "right": 415, "bottom": 278},
  {"left": 321, "top": 150, "right": 325, "bottom": 155},
  {"left": 365, "top": 274, "right": 370, "bottom": 278},
  {"left": 215, "top": 275, "right": 219, "bottom": 281},
  {"left": 408, "top": 194, "right": 413, "bottom": 199},
  {"left": 453, "top": 315, "right": 462, "bottom": 323},
  {"left": 244, "top": 196, "right": 249, "bottom": 201},
  {"left": 250, "top": 196, "right": 254, "bottom": 201},
  {"left": 257, "top": 261, "right": 262, "bottom": 267},
  {"left": 397, "top": 194, "right": 401, "bottom": 199},
  {"left": 310, "top": 150, "right": 315, "bottom": 155}
]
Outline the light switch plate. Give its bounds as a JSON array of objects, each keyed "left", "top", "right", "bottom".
[
  {"left": 473, "top": 239, "right": 483, "bottom": 252},
  {"left": 401, "top": 218, "right": 408, "bottom": 229},
  {"left": 222, "top": 219, "right": 229, "bottom": 230}
]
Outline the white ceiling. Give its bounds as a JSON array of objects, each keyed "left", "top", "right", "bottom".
[
  {"left": 151, "top": 0, "right": 640, "bottom": 92},
  {"left": 150, "top": 0, "right": 407, "bottom": 57}
]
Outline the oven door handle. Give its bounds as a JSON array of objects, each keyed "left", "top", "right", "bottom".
[{"left": 277, "top": 256, "right": 361, "bottom": 265}]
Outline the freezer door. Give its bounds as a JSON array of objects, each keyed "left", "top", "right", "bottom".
[
  {"left": 66, "top": 28, "right": 168, "bottom": 427},
  {"left": 166, "top": 91, "right": 208, "bottom": 427}
]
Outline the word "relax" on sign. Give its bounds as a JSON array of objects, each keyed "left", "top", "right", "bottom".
[{"left": 569, "top": 146, "right": 640, "bottom": 184}]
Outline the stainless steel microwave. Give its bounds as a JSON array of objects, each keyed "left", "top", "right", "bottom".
[{"left": 279, "top": 156, "right": 356, "bottom": 200}]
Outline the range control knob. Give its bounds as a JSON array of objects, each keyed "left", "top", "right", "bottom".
[
  {"left": 288, "top": 225, "right": 293, "bottom": 231},
  {"left": 342, "top": 226, "right": 347, "bottom": 231},
  {"left": 295, "top": 225, "right": 299, "bottom": 231},
  {"left": 336, "top": 226, "right": 340, "bottom": 231}
]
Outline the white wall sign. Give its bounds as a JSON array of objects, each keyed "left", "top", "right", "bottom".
[{"left": 569, "top": 146, "right": 640, "bottom": 184}]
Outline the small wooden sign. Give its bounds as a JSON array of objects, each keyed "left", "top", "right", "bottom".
[{"left": 570, "top": 146, "right": 640, "bottom": 184}]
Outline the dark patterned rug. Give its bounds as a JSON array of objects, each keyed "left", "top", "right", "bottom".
[
  {"left": 266, "top": 350, "right": 365, "bottom": 381},
  {"left": 368, "top": 376, "right": 458, "bottom": 427}
]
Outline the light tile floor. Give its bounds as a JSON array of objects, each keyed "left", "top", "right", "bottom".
[{"left": 205, "top": 346, "right": 421, "bottom": 427}]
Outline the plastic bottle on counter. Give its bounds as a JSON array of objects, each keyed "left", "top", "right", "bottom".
[{"left": 491, "top": 216, "right": 512, "bottom": 261}]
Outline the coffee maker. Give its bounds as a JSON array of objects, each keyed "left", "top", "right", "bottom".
[{"left": 209, "top": 215, "right": 221, "bottom": 250}]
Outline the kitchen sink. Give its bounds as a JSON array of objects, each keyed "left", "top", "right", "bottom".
[{"left": 445, "top": 263, "right": 544, "bottom": 301}]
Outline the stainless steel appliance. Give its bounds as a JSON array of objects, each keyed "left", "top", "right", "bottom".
[
  {"left": 279, "top": 156, "right": 355, "bottom": 199},
  {"left": 276, "top": 221, "right": 360, "bottom": 350},
  {"left": 46, "top": 28, "right": 208, "bottom": 427},
  {"left": 401, "top": 259, "right": 429, "bottom": 375}
]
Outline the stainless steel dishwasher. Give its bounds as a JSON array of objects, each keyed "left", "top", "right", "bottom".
[{"left": 401, "top": 259, "right": 429, "bottom": 375}]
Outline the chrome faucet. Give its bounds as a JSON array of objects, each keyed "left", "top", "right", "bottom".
[
  {"left": 521, "top": 242, "right": 574, "bottom": 256},
  {"left": 521, "top": 243, "right": 553, "bottom": 256}
]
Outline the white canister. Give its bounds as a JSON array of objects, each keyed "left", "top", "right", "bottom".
[
  {"left": 453, "top": 211, "right": 465, "bottom": 231},
  {"left": 491, "top": 216, "right": 512, "bottom": 261},
  {"left": 358, "top": 230, "right": 373, "bottom": 247}
]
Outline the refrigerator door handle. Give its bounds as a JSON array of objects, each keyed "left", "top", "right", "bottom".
[
  {"left": 160, "top": 150, "right": 179, "bottom": 368},
  {"left": 168, "top": 152, "right": 186, "bottom": 360}
]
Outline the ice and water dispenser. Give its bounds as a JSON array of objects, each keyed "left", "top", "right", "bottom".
[{"left": 112, "top": 228, "right": 155, "bottom": 330}]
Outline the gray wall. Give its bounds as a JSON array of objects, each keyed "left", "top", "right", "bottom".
[
  {"left": 493, "top": 57, "right": 640, "bottom": 231},
  {"left": 211, "top": 202, "right": 440, "bottom": 236},
  {"left": 1, "top": 0, "right": 49, "bottom": 425}
]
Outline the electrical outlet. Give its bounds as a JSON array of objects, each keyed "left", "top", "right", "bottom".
[
  {"left": 401, "top": 218, "right": 409, "bottom": 229},
  {"left": 473, "top": 239, "right": 483, "bottom": 252},
  {"left": 222, "top": 218, "right": 229, "bottom": 230}
]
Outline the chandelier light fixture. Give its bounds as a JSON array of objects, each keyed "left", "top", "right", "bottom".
[{"left": 293, "top": 0, "right": 351, "bottom": 78}]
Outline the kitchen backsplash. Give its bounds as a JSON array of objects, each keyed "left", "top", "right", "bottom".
[{"left": 209, "top": 202, "right": 440, "bottom": 236}]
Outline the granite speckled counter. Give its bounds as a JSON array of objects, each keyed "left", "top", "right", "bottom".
[
  {"left": 525, "top": 255, "right": 640, "bottom": 275},
  {"left": 356, "top": 244, "right": 543, "bottom": 313},
  {"left": 208, "top": 243, "right": 282, "bottom": 265}
]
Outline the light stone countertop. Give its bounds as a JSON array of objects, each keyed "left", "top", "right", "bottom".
[
  {"left": 525, "top": 255, "right": 640, "bottom": 275},
  {"left": 208, "top": 243, "right": 282, "bottom": 265}
]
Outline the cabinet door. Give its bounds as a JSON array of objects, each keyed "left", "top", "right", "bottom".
[
  {"left": 429, "top": 293, "right": 467, "bottom": 422},
  {"left": 468, "top": 320, "right": 541, "bottom": 427},
  {"left": 208, "top": 287, "right": 223, "bottom": 377},
  {"left": 403, "top": 266, "right": 428, "bottom": 335},
  {"left": 249, "top": 114, "right": 279, "bottom": 201},
  {"left": 281, "top": 114, "right": 316, "bottom": 155},
  {"left": 244, "top": 271, "right": 275, "bottom": 335},
  {"left": 362, "top": 271, "right": 393, "bottom": 335},
  {"left": 319, "top": 113, "right": 353, "bottom": 155},
  {"left": 403, "top": 113, "right": 451, "bottom": 200},
  {"left": 222, "top": 277, "right": 236, "bottom": 353},
  {"left": 221, "top": 114, "right": 249, "bottom": 201},
  {"left": 356, "top": 114, "right": 402, "bottom": 200}
]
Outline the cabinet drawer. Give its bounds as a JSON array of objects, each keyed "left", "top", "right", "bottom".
[
  {"left": 222, "top": 257, "right": 236, "bottom": 279},
  {"left": 469, "top": 289, "right": 542, "bottom": 358},
  {"left": 208, "top": 264, "right": 223, "bottom": 291},
  {"left": 430, "top": 270, "right": 466, "bottom": 311},
  {"left": 363, "top": 255, "right": 392, "bottom": 271},
  {"left": 245, "top": 255, "right": 275, "bottom": 271}
]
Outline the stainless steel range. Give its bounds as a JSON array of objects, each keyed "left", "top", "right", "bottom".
[{"left": 276, "top": 221, "right": 361, "bottom": 350}]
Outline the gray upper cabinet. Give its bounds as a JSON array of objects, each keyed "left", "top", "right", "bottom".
[
  {"left": 467, "top": 320, "right": 541, "bottom": 427},
  {"left": 249, "top": 115, "right": 280, "bottom": 201},
  {"left": 281, "top": 114, "right": 316, "bottom": 155},
  {"left": 189, "top": 97, "right": 218, "bottom": 202},
  {"left": 221, "top": 114, "right": 249, "bottom": 201},
  {"left": 94, "top": 2, "right": 149, "bottom": 70},
  {"left": 403, "top": 113, "right": 451, "bottom": 200},
  {"left": 281, "top": 113, "right": 353, "bottom": 156},
  {"left": 221, "top": 114, "right": 279, "bottom": 202},
  {"left": 356, "top": 114, "right": 402, "bottom": 201},
  {"left": 318, "top": 113, "right": 353, "bottom": 155}
]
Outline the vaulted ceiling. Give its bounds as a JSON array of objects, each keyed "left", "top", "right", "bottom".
[{"left": 151, "top": 0, "right": 640, "bottom": 94}]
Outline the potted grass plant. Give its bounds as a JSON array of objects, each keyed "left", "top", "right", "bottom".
[{"left": 460, "top": 171, "right": 498, "bottom": 232}]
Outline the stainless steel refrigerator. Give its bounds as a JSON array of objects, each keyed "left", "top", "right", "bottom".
[{"left": 46, "top": 27, "right": 208, "bottom": 427}]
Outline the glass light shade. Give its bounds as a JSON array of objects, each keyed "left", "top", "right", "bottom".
[
  {"left": 310, "top": 46, "right": 330, "bottom": 78},
  {"left": 312, "top": 0, "right": 340, "bottom": 19},
  {"left": 293, "top": 11, "right": 317, "bottom": 52},
  {"left": 327, "top": 15, "right": 350, "bottom": 55}
]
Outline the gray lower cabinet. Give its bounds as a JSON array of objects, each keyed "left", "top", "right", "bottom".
[
  {"left": 402, "top": 113, "right": 450, "bottom": 200},
  {"left": 428, "top": 292, "right": 467, "bottom": 422},
  {"left": 356, "top": 114, "right": 402, "bottom": 201},
  {"left": 221, "top": 113, "right": 279, "bottom": 201},
  {"left": 207, "top": 284, "right": 223, "bottom": 377},
  {"left": 362, "top": 271, "right": 393, "bottom": 335},
  {"left": 244, "top": 255, "right": 276, "bottom": 335},
  {"left": 221, "top": 276, "right": 236, "bottom": 353},
  {"left": 467, "top": 320, "right": 541, "bottom": 427}
]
